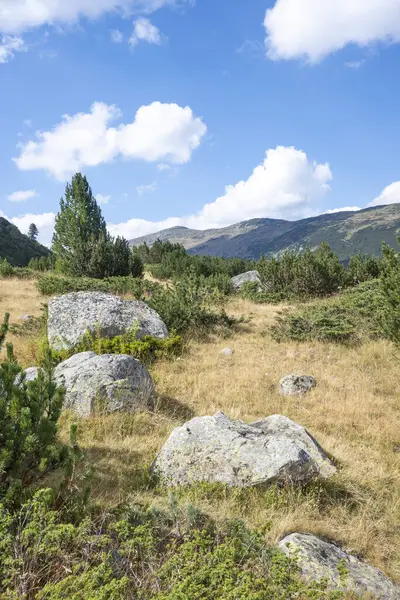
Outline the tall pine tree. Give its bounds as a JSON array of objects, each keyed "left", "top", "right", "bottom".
[{"left": 52, "top": 173, "right": 107, "bottom": 276}]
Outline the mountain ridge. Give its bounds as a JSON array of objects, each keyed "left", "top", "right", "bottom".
[
  {"left": 130, "top": 204, "right": 400, "bottom": 261},
  {"left": 0, "top": 217, "right": 51, "bottom": 266}
]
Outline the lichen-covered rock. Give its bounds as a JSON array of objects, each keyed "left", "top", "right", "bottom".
[
  {"left": 251, "top": 415, "right": 336, "bottom": 478},
  {"left": 279, "top": 533, "right": 399, "bottom": 599},
  {"left": 279, "top": 374, "right": 316, "bottom": 396},
  {"left": 231, "top": 270, "right": 262, "bottom": 292},
  {"left": 48, "top": 291, "right": 168, "bottom": 351},
  {"left": 152, "top": 412, "right": 335, "bottom": 487},
  {"left": 53, "top": 352, "right": 155, "bottom": 417}
]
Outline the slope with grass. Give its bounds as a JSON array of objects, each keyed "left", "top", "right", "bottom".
[
  {"left": 0, "top": 217, "right": 51, "bottom": 266},
  {"left": 2, "top": 276, "right": 399, "bottom": 587}
]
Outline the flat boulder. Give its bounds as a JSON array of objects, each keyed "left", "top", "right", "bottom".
[
  {"left": 231, "top": 270, "right": 262, "bottom": 292},
  {"left": 48, "top": 291, "right": 168, "bottom": 351},
  {"left": 279, "top": 374, "right": 316, "bottom": 396},
  {"left": 279, "top": 533, "right": 399, "bottom": 599},
  {"left": 152, "top": 412, "right": 336, "bottom": 487},
  {"left": 53, "top": 352, "right": 155, "bottom": 417}
]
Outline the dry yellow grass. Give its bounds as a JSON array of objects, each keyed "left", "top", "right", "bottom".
[{"left": 2, "top": 278, "right": 399, "bottom": 582}]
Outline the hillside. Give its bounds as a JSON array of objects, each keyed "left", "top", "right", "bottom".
[
  {"left": 130, "top": 204, "right": 400, "bottom": 261},
  {"left": 0, "top": 217, "right": 51, "bottom": 266}
]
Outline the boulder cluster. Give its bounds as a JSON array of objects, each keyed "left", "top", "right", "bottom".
[{"left": 21, "top": 289, "right": 398, "bottom": 598}]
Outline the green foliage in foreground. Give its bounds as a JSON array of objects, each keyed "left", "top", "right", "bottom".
[
  {"left": 379, "top": 240, "right": 400, "bottom": 346},
  {"left": 36, "top": 273, "right": 158, "bottom": 298},
  {"left": 148, "top": 270, "right": 241, "bottom": 336},
  {"left": 0, "top": 489, "right": 343, "bottom": 600},
  {"left": 53, "top": 328, "right": 184, "bottom": 366},
  {"left": 0, "top": 315, "right": 65, "bottom": 507},
  {"left": 270, "top": 280, "right": 385, "bottom": 344}
]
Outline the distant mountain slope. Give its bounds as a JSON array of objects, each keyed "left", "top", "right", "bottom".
[
  {"left": 130, "top": 204, "right": 400, "bottom": 261},
  {"left": 0, "top": 217, "right": 51, "bottom": 266}
]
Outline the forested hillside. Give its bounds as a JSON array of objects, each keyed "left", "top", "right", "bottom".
[{"left": 0, "top": 217, "right": 50, "bottom": 266}]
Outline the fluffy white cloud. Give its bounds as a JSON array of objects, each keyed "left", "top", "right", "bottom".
[
  {"left": 109, "top": 146, "right": 333, "bottom": 239},
  {"left": 324, "top": 206, "right": 361, "bottom": 214},
  {"left": 368, "top": 181, "right": 400, "bottom": 207},
  {"left": 265, "top": 0, "right": 400, "bottom": 63},
  {"left": 136, "top": 182, "right": 157, "bottom": 196},
  {"left": 129, "top": 17, "right": 161, "bottom": 46},
  {"left": 96, "top": 193, "right": 111, "bottom": 205},
  {"left": 14, "top": 101, "right": 207, "bottom": 180},
  {"left": 0, "top": 0, "right": 184, "bottom": 34},
  {"left": 7, "top": 189, "right": 37, "bottom": 202},
  {"left": 0, "top": 34, "right": 26, "bottom": 62}
]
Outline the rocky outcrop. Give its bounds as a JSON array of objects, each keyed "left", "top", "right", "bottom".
[
  {"left": 152, "top": 412, "right": 335, "bottom": 487},
  {"left": 53, "top": 352, "right": 155, "bottom": 417},
  {"left": 47, "top": 291, "right": 168, "bottom": 351},
  {"left": 279, "top": 375, "right": 316, "bottom": 396},
  {"left": 231, "top": 270, "right": 262, "bottom": 292},
  {"left": 279, "top": 533, "right": 399, "bottom": 599}
]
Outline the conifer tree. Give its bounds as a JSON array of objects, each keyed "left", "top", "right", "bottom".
[
  {"left": 52, "top": 173, "right": 107, "bottom": 276},
  {"left": 27, "top": 223, "right": 39, "bottom": 241}
]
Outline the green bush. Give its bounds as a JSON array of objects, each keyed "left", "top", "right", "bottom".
[
  {"left": 54, "top": 328, "right": 184, "bottom": 365},
  {"left": 270, "top": 280, "right": 385, "bottom": 344},
  {"left": 379, "top": 240, "right": 400, "bottom": 345},
  {"left": 0, "top": 258, "right": 14, "bottom": 278},
  {"left": 0, "top": 314, "right": 65, "bottom": 507},
  {"left": 148, "top": 270, "right": 239, "bottom": 336},
  {"left": 0, "top": 490, "right": 342, "bottom": 599},
  {"left": 37, "top": 274, "right": 158, "bottom": 298}
]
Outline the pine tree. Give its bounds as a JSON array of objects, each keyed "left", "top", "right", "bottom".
[
  {"left": 27, "top": 223, "right": 39, "bottom": 241},
  {"left": 52, "top": 173, "right": 107, "bottom": 276},
  {"left": 112, "top": 236, "right": 131, "bottom": 277}
]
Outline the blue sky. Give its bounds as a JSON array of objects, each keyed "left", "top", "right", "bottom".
[{"left": 1, "top": 0, "right": 400, "bottom": 245}]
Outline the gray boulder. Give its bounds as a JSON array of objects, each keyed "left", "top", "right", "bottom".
[
  {"left": 24, "top": 367, "right": 42, "bottom": 382},
  {"left": 152, "top": 412, "right": 335, "bottom": 487},
  {"left": 53, "top": 352, "right": 155, "bottom": 417},
  {"left": 231, "top": 270, "right": 262, "bottom": 292},
  {"left": 279, "top": 375, "right": 316, "bottom": 396},
  {"left": 279, "top": 533, "right": 399, "bottom": 599},
  {"left": 48, "top": 291, "right": 168, "bottom": 351}
]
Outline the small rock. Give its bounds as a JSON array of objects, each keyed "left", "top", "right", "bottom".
[
  {"left": 18, "top": 314, "right": 33, "bottom": 321},
  {"left": 53, "top": 352, "right": 155, "bottom": 417},
  {"left": 152, "top": 412, "right": 335, "bottom": 488},
  {"left": 279, "top": 533, "right": 399, "bottom": 599},
  {"left": 220, "top": 348, "right": 234, "bottom": 356},
  {"left": 231, "top": 270, "right": 263, "bottom": 292},
  {"left": 279, "top": 374, "right": 316, "bottom": 396}
]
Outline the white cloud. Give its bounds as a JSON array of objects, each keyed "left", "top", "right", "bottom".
[
  {"left": 129, "top": 17, "right": 162, "bottom": 46},
  {"left": 14, "top": 101, "right": 207, "bottom": 180},
  {"left": 0, "top": 35, "right": 26, "bottom": 63},
  {"left": 368, "top": 181, "right": 400, "bottom": 207},
  {"left": 111, "top": 29, "right": 124, "bottom": 43},
  {"left": 345, "top": 60, "right": 365, "bottom": 69},
  {"left": 109, "top": 146, "right": 333, "bottom": 239},
  {"left": 8, "top": 189, "right": 38, "bottom": 202},
  {"left": 136, "top": 182, "right": 157, "bottom": 196},
  {"left": 324, "top": 206, "right": 361, "bottom": 214},
  {"left": 96, "top": 193, "right": 111, "bottom": 205},
  {"left": 0, "top": 0, "right": 187, "bottom": 35},
  {"left": 264, "top": 0, "right": 400, "bottom": 63},
  {"left": 157, "top": 162, "right": 172, "bottom": 171}
]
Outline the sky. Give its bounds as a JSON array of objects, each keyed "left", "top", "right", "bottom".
[{"left": 1, "top": 0, "right": 400, "bottom": 245}]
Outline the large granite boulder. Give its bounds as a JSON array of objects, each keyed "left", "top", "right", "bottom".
[
  {"left": 231, "top": 270, "right": 263, "bottom": 292},
  {"left": 279, "top": 533, "right": 399, "bottom": 599},
  {"left": 53, "top": 352, "right": 155, "bottom": 417},
  {"left": 152, "top": 412, "right": 336, "bottom": 487},
  {"left": 279, "top": 375, "right": 316, "bottom": 397},
  {"left": 48, "top": 291, "right": 168, "bottom": 351}
]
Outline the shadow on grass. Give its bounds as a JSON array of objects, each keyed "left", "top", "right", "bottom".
[{"left": 155, "top": 394, "right": 195, "bottom": 422}]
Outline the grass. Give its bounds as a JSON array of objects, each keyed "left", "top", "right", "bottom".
[{"left": 2, "top": 277, "right": 400, "bottom": 584}]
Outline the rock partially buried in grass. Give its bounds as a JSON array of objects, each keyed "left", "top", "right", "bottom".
[
  {"left": 279, "top": 374, "right": 316, "bottom": 396},
  {"left": 152, "top": 412, "right": 335, "bottom": 488},
  {"left": 231, "top": 270, "right": 263, "bottom": 292},
  {"left": 279, "top": 533, "right": 399, "bottom": 599},
  {"left": 220, "top": 348, "right": 234, "bottom": 356},
  {"left": 53, "top": 351, "right": 155, "bottom": 417},
  {"left": 48, "top": 291, "right": 168, "bottom": 351}
]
